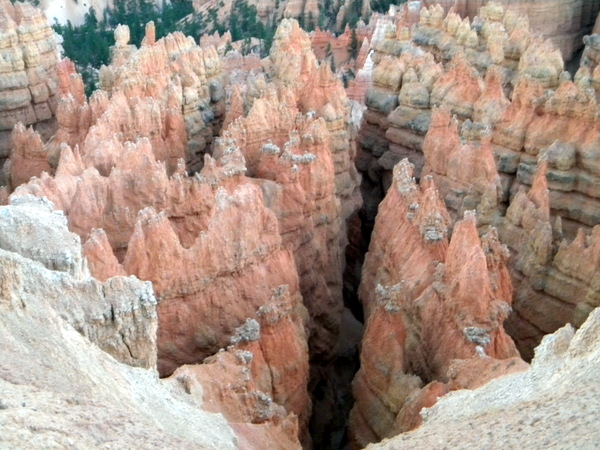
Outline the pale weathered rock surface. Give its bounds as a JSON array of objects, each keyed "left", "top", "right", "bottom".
[
  {"left": 411, "top": 0, "right": 599, "bottom": 60},
  {"left": 0, "top": 242, "right": 238, "bottom": 449},
  {"left": 370, "top": 307, "right": 600, "bottom": 449},
  {"left": 0, "top": 194, "right": 157, "bottom": 369}
]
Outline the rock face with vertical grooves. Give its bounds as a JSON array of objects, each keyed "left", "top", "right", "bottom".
[
  {"left": 269, "top": 18, "right": 362, "bottom": 221},
  {"left": 172, "top": 284, "right": 310, "bottom": 447},
  {"left": 358, "top": 3, "right": 600, "bottom": 366},
  {"left": 4, "top": 3, "right": 600, "bottom": 449},
  {"left": 220, "top": 91, "right": 345, "bottom": 358},
  {"left": 349, "top": 160, "right": 525, "bottom": 448}
]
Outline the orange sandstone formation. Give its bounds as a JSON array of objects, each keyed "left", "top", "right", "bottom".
[
  {"left": 5, "top": 122, "right": 50, "bottom": 189},
  {"left": 217, "top": 20, "right": 366, "bottom": 358},
  {"left": 221, "top": 88, "right": 345, "bottom": 357},
  {"left": 349, "top": 160, "right": 524, "bottom": 447},
  {"left": 8, "top": 20, "right": 366, "bottom": 445},
  {"left": 100, "top": 24, "right": 225, "bottom": 173},
  {"left": 11, "top": 40, "right": 303, "bottom": 381},
  {"left": 0, "top": 194, "right": 304, "bottom": 448},
  {"left": 358, "top": 4, "right": 600, "bottom": 364},
  {"left": 172, "top": 285, "right": 310, "bottom": 446},
  {"left": 268, "top": 18, "right": 362, "bottom": 219},
  {"left": 422, "top": 108, "right": 502, "bottom": 226}
]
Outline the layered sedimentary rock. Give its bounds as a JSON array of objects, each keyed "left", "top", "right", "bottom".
[
  {"left": 576, "top": 31, "right": 600, "bottom": 91},
  {"left": 422, "top": 108, "right": 502, "bottom": 226},
  {"left": 346, "top": 37, "right": 373, "bottom": 103},
  {"left": 499, "top": 162, "right": 600, "bottom": 360},
  {"left": 270, "top": 19, "right": 361, "bottom": 220},
  {"left": 221, "top": 92, "right": 345, "bottom": 357},
  {"left": 493, "top": 0, "right": 599, "bottom": 61},
  {"left": 350, "top": 160, "right": 525, "bottom": 447},
  {"left": 4, "top": 121, "right": 50, "bottom": 190},
  {"left": 100, "top": 24, "right": 225, "bottom": 173},
  {"left": 371, "top": 307, "right": 600, "bottom": 449},
  {"left": 8, "top": 22, "right": 350, "bottom": 446},
  {"left": 0, "top": 0, "right": 59, "bottom": 166},
  {"left": 310, "top": 25, "right": 371, "bottom": 71},
  {"left": 191, "top": 0, "right": 363, "bottom": 39},
  {"left": 0, "top": 198, "right": 303, "bottom": 447},
  {"left": 217, "top": 20, "right": 365, "bottom": 361},
  {"left": 358, "top": 45, "right": 441, "bottom": 224},
  {"left": 0, "top": 249, "right": 238, "bottom": 449},
  {"left": 492, "top": 78, "right": 600, "bottom": 235},
  {"left": 14, "top": 130, "right": 303, "bottom": 381},
  {"left": 417, "top": 77, "right": 600, "bottom": 359},
  {"left": 12, "top": 98, "right": 311, "bottom": 447},
  {"left": 405, "top": 0, "right": 599, "bottom": 60},
  {"left": 378, "top": 2, "right": 565, "bottom": 88}
]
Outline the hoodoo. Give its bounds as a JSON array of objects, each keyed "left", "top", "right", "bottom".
[{"left": 2, "top": 0, "right": 600, "bottom": 448}]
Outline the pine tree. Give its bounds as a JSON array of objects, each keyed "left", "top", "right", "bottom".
[{"left": 349, "top": 28, "right": 359, "bottom": 59}]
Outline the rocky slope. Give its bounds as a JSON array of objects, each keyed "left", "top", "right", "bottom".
[
  {"left": 0, "top": 195, "right": 304, "bottom": 448},
  {"left": 0, "top": 194, "right": 157, "bottom": 369},
  {"left": 370, "top": 307, "right": 600, "bottom": 449},
  {"left": 3, "top": 3, "right": 600, "bottom": 449},
  {"left": 498, "top": 161, "right": 600, "bottom": 360},
  {"left": 4, "top": 18, "right": 366, "bottom": 447}
]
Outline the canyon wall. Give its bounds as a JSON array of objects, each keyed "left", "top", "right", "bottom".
[
  {"left": 3, "top": 3, "right": 600, "bottom": 449},
  {"left": 411, "top": 0, "right": 600, "bottom": 60},
  {"left": 5, "top": 18, "right": 367, "bottom": 446},
  {"left": 100, "top": 24, "right": 225, "bottom": 173},
  {"left": 349, "top": 160, "right": 526, "bottom": 447},
  {"left": 0, "top": 194, "right": 304, "bottom": 448},
  {"left": 216, "top": 20, "right": 365, "bottom": 443},
  {"left": 0, "top": 0, "right": 59, "bottom": 174},
  {"left": 357, "top": 2, "right": 600, "bottom": 362}
]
